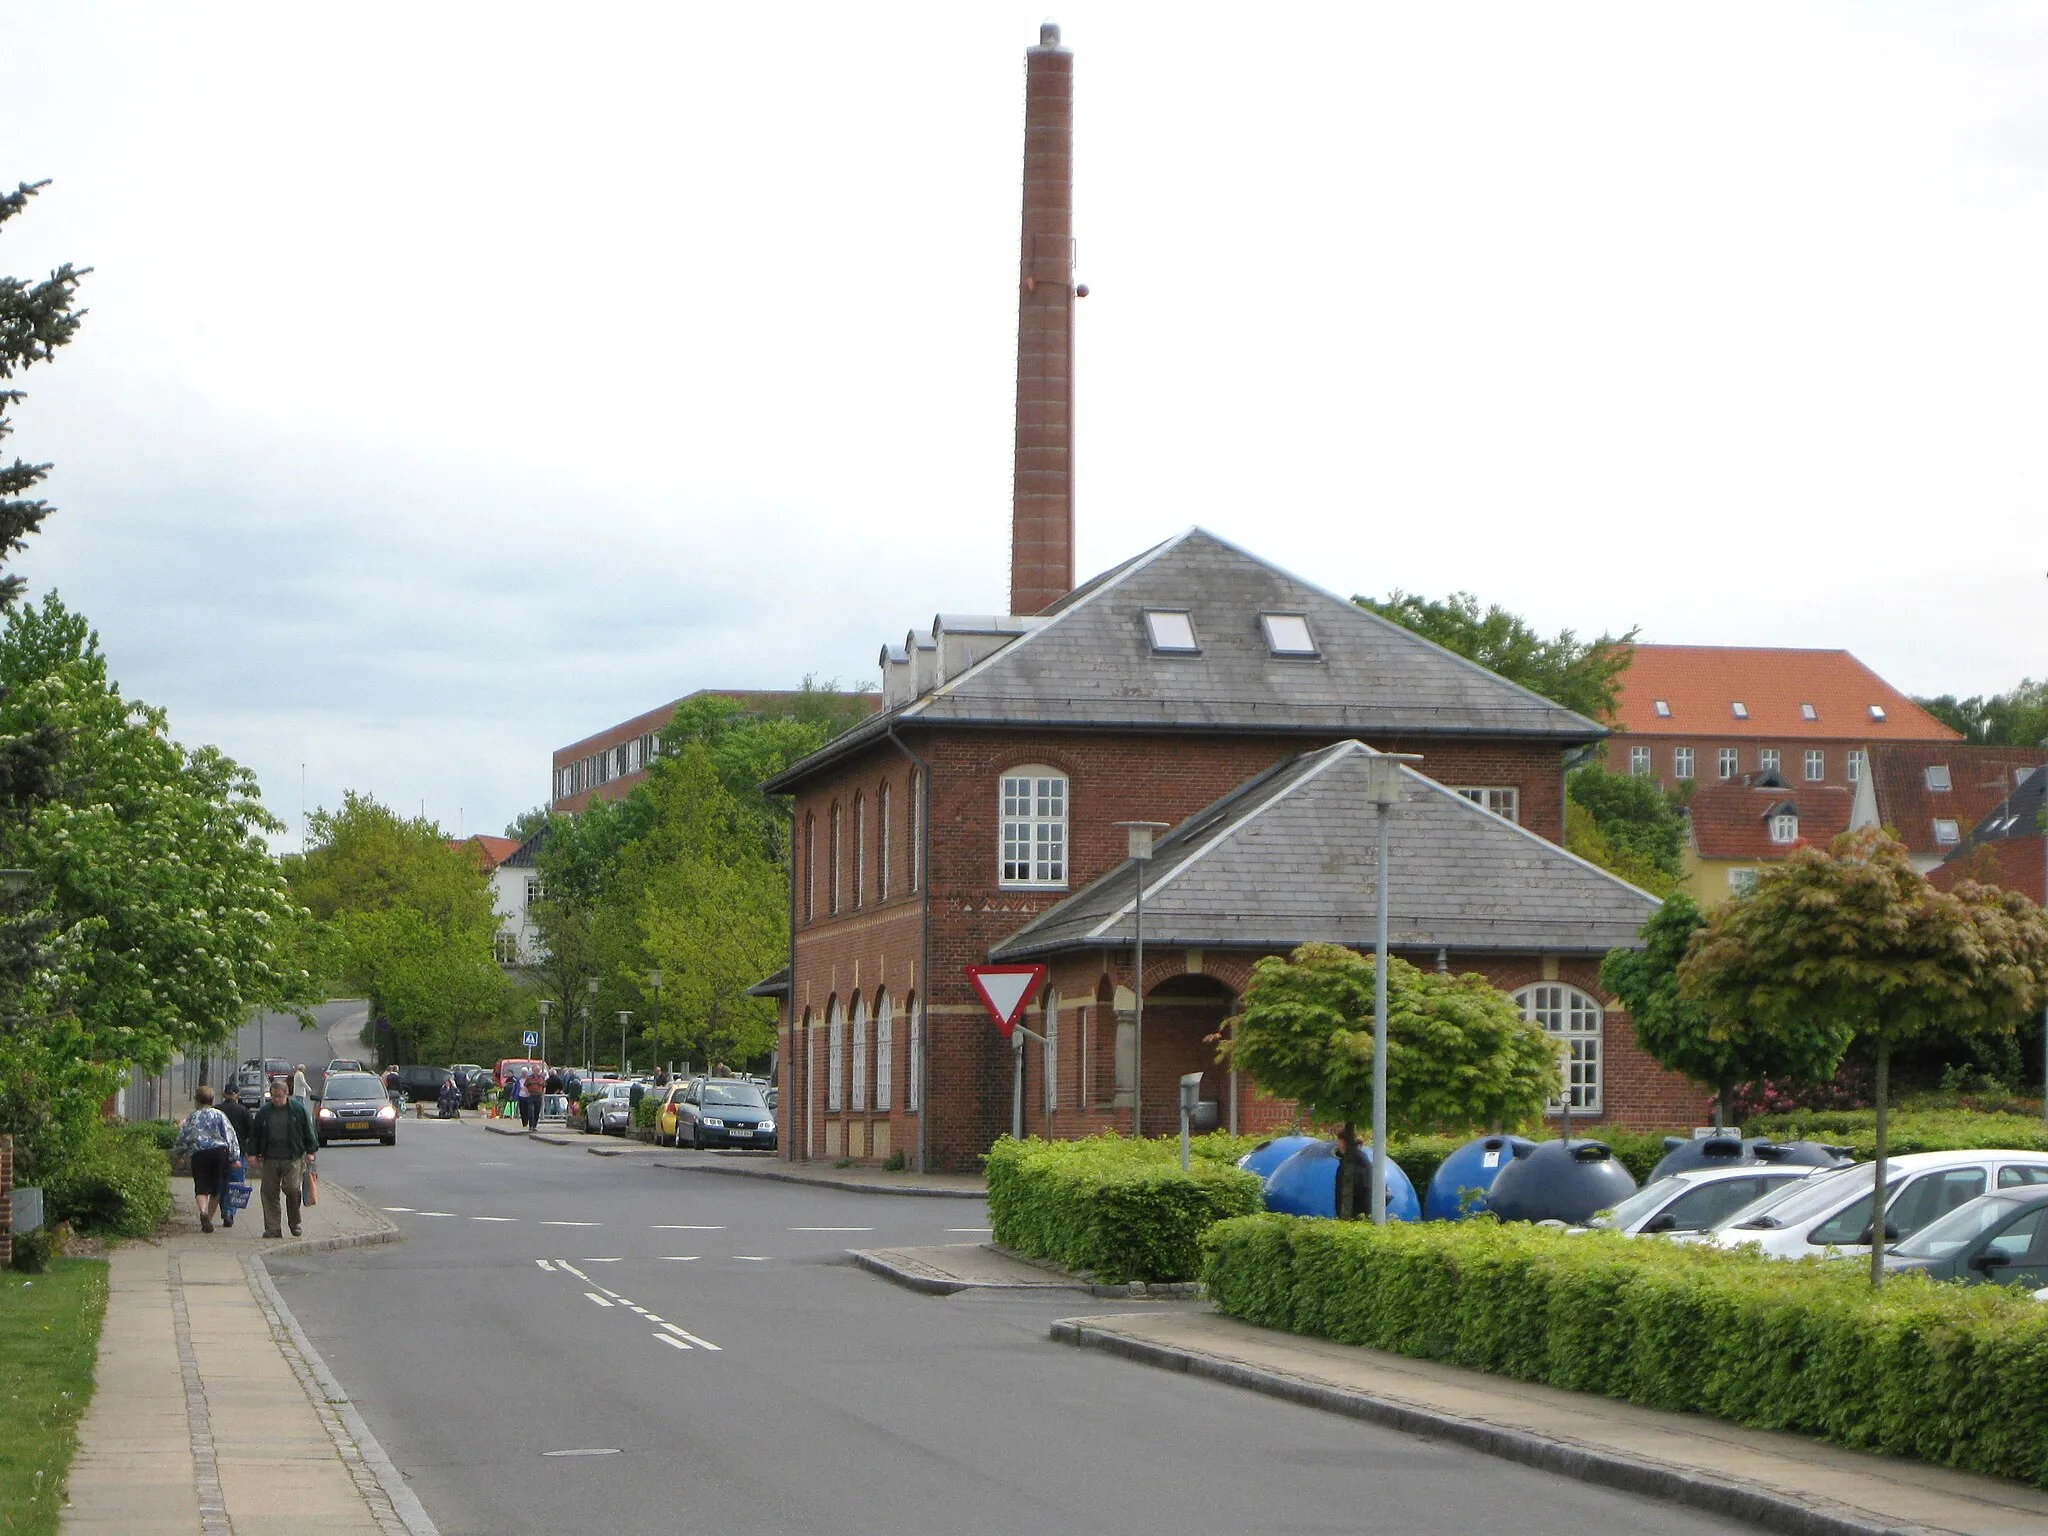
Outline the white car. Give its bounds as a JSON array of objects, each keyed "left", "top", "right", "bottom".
[
  {"left": 1587, "top": 1164, "right": 1824, "bottom": 1236},
  {"left": 1707, "top": 1149, "right": 2048, "bottom": 1261}
]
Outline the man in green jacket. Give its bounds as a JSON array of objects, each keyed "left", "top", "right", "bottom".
[{"left": 247, "top": 1077, "right": 318, "bottom": 1238}]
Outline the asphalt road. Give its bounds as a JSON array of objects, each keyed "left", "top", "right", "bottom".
[{"left": 274, "top": 1120, "right": 1752, "bottom": 1536}]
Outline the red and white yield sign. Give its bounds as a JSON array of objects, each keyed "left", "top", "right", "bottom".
[{"left": 964, "top": 963, "right": 1047, "bottom": 1037}]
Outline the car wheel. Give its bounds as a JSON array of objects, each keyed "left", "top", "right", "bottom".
[
  {"left": 317, "top": 1137, "right": 328, "bottom": 1149},
  {"left": 381, "top": 1135, "right": 396, "bottom": 1146}
]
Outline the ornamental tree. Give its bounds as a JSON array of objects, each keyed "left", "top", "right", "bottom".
[
  {"left": 1678, "top": 828, "right": 2048, "bottom": 1285},
  {"left": 1600, "top": 893, "right": 1854, "bottom": 1129},
  {"left": 1220, "top": 943, "right": 1560, "bottom": 1218}
]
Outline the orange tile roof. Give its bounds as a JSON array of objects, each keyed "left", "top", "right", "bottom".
[
  {"left": 1613, "top": 645, "right": 1957, "bottom": 741},
  {"left": 1865, "top": 744, "right": 2048, "bottom": 862},
  {"left": 1687, "top": 780, "right": 1854, "bottom": 860},
  {"left": 454, "top": 834, "right": 523, "bottom": 872}
]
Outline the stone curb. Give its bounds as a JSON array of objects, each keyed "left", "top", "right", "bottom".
[
  {"left": 240, "top": 1192, "right": 439, "bottom": 1536},
  {"left": 647, "top": 1158, "right": 987, "bottom": 1200},
  {"left": 850, "top": 1246, "right": 1203, "bottom": 1299},
  {"left": 1048, "top": 1320, "right": 1937, "bottom": 1536}
]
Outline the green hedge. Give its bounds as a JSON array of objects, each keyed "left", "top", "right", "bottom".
[
  {"left": 1745, "top": 1109, "right": 2048, "bottom": 1159},
  {"left": 985, "top": 1134, "right": 1264, "bottom": 1284},
  {"left": 44, "top": 1127, "right": 172, "bottom": 1238},
  {"left": 1203, "top": 1214, "right": 2048, "bottom": 1487}
]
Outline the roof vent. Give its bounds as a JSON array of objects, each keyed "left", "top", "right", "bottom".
[
  {"left": 1731, "top": 701, "right": 1749, "bottom": 720},
  {"left": 878, "top": 643, "right": 913, "bottom": 709},
  {"left": 1870, "top": 704, "right": 1888, "bottom": 722},
  {"left": 908, "top": 630, "right": 939, "bottom": 695}
]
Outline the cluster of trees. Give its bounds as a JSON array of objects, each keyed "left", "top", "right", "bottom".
[
  {"left": 0, "top": 183, "right": 317, "bottom": 1179},
  {"left": 1915, "top": 680, "right": 2048, "bottom": 747}
]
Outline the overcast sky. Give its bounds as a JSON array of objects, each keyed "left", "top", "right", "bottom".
[{"left": 5, "top": 3, "right": 2045, "bottom": 846}]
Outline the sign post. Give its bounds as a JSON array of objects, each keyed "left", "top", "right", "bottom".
[
  {"left": 523, "top": 1030, "right": 539, "bottom": 1052},
  {"left": 966, "top": 964, "right": 1048, "bottom": 1140}
]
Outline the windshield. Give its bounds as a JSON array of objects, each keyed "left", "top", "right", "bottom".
[
  {"left": 1720, "top": 1164, "right": 1870, "bottom": 1229},
  {"left": 701, "top": 1082, "right": 766, "bottom": 1107},
  {"left": 324, "top": 1074, "right": 383, "bottom": 1098},
  {"left": 1591, "top": 1176, "right": 1689, "bottom": 1230},
  {"left": 1892, "top": 1194, "right": 2027, "bottom": 1259}
]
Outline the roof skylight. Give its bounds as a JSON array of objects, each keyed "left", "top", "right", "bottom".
[
  {"left": 1653, "top": 699, "right": 1671, "bottom": 718},
  {"left": 1924, "top": 765, "right": 1951, "bottom": 792},
  {"left": 1259, "top": 613, "right": 1318, "bottom": 657},
  {"left": 1731, "top": 701, "right": 1749, "bottom": 720},
  {"left": 1143, "top": 610, "right": 1200, "bottom": 654},
  {"left": 1800, "top": 703, "right": 1818, "bottom": 722},
  {"left": 1933, "top": 818, "right": 1960, "bottom": 845},
  {"left": 1870, "top": 704, "right": 1888, "bottom": 722}
]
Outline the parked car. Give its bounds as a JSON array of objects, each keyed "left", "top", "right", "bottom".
[
  {"left": 314, "top": 1071, "right": 400, "bottom": 1146},
  {"left": 581, "top": 1081, "right": 637, "bottom": 1135},
  {"left": 1708, "top": 1150, "right": 2048, "bottom": 1260},
  {"left": 653, "top": 1084, "right": 691, "bottom": 1146},
  {"left": 1880, "top": 1184, "right": 2048, "bottom": 1290},
  {"left": 395, "top": 1064, "right": 455, "bottom": 1103},
  {"left": 448, "top": 1064, "right": 491, "bottom": 1109},
  {"left": 1585, "top": 1165, "right": 1822, "bottom": 1236},
  {"left": 670, "top": 1077, "right": 776, "bottom": 1150},
  {"left": 231, "top": 1067, "right": 268, "bottom": 1113},
  {"left": 494, "top": 1058, "right": 546, "bottom": 1090}
]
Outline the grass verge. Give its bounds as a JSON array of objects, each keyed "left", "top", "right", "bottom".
[{"left": 0, "top": 1259, "right": 111, "bottom": 1535}]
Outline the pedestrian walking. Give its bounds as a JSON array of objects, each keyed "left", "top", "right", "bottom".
[
  {"left": 437, "top": 1073, "right": 461, "bottom": 1118},
  {"left": 291, "top": 1063, "right": 312, "bottom": 1102},
  {"left": 246, "top": 1077, "right": 318, "bottom": 1238},
  {"left": 522, "top": 1064, "right": 546, "bottom": 1130},
  {"left": 172, "top": 1086, "right": 241, "bottom": 1233},
  {"left": 218, "top": 1092, "right": 255, "bottom": 1228}
]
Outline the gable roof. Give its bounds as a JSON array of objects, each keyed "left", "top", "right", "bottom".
[
  {"left": 988, "top": 740, "right": 1659, "bottom": 960},
  {"left": 1613, "top": 645, "right": 1957, "bottom": 741},
  {"left": 1863, "top": 743, "right": 2048, "bottom": 862},
  {"left": 1686, "top": 779, "right": 1854, "bottom": 860},
  {"left": 454, "top": 834, "right": 523, "bottom": 872},
  {"left": 766, "top": 528, "right": 1604, "bottom": 792},
  {"left": 1930, "top": 768, "right": 2046, "bottom": 904}
]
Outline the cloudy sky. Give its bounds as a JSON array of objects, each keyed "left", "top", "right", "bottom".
[{"left": 5, "top": 3, "right": 2045, "bottom": 845}]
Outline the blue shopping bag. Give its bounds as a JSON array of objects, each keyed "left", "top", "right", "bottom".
[{"left": 224, "top": 1166, "right": 252, "bottom": 1212}]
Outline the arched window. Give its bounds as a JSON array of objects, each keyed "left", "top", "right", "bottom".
[
  {"left": 906, "top": 992, "right": 922, "bottom": 1112},
  {"left": 853, "top": 795, "right": 866, "bottom": 909},
  {"left": 826, "top": 997, "right": 844, "bottom": 1112},
  {"left": 1515, "top": 984, "right": 1602, "bottom": 1115},
  {"left": 909, "top": 768, "right": 924, "bottom": 893},
  {"left": 829, "top": 803, "right": 843, "bottom": 915},
  {"left": 878, "top": 781, "right": 892, "bottom": 900},
  {"left": 874, "top": 989, "right": 893, "bottom": 1112},
  {"left": 850, "top": 994, "right": 868, "bottom": 1113},
  {"left": 803, "top": 813, "right": 816, "bottom": 923},
  {"left": 999, "top": 765, "right": 1068, "bottom": 888}
]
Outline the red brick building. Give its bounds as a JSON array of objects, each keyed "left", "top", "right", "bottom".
[
  {"left": 1851, "top": 742, "right": 2048, "bottom": 875},
  {"left": 1928, "top": 766, "right": 2047, "bottom": 906}
]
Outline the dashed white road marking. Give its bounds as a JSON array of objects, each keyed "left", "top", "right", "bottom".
[
  {"left": 650, "top": 1224, "right": 723, "bottom": 1230},
  {"left": 584, "top": 1293, "right": 614, "bottom": 1307},
  {"left": 945, "top": 1228, "right": 993, "bottom": 1234},
  {"left": 660, "top": 1321, "right": 722, "bottom": 1351},
  {"left": 660, "top": 1256, "right": 698, "bottom": 1262},
  {"left": 581, "top": 1257, "right": 623, "bottom": 1263},
  {"left": 417, "top": 1211, "right": 455, "bottom": 1217},
  {"left": 790, "top": 1226, "right": 873, "bottom": 1232},
  {"left": 535, "top": 1259, "right": 558, "bottom": 1272},
  {"left": 471, "top": 1215, "right": 518, "bottom": 1222},
  {"left": 383, "top": 1206, "right": 415, "bottom": 1213},
  {"left": 734, "top": 1256, "right": 768, "bottom": 1262},
  {"left": 542, "top": 1220, "right": 601, "bottom": 1227},
  {"left": 655, "top": 1334, "right": 691, "bottom": 1351}
]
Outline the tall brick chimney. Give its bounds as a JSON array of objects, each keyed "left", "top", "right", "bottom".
[{"left": 1009, "top": 22, "right": 1075, "bottom": 617}]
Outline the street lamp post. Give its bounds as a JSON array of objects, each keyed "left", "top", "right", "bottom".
[
  {"left": 585, "top": 977, "right": 599, "bottom": 1072},
  {"left": 617, "top": 1011, "right": 633, "bottom": 1076},
  {"left": 538, "top": 1000, "right": 553, "bottom": 1067},
  {"left": 1364, "top": 753, "right": 1424, "bottom": 1225},
  {"left": 647, "top": 970, "right": 663, "bottom": 1071},
  {"left": 1115, "top": 821, "right": 1169, "bottom": 1139}
]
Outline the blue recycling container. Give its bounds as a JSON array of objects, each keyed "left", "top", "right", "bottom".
[
  {"left": 1484, "top": 1139, "right": 1638, "bottom": 1225},
  {"left": 1647, "top": 1134, "right": 1756, "bottom": 1183},
  {"left": 1422, "top": 1134, "right": 1538, "bottom": 1221},
  {"left": 1236, "top": 1135, "right": 1322, "bottom": 1182},
  {"left": 1262, "top": 1141, "right": 1420, "bottom": 1222}
]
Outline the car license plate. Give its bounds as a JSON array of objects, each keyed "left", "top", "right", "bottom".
[
  {"left": 346, "top": 1121, "right": 368, "bottom": 1131},
  {"left": 729, "top": 1127, "right": 752, "bottom": 1136}
]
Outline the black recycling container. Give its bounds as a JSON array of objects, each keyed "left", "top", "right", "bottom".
[{"left": 1484, "top": 1139, "right": 1638, "bottom": 1225}]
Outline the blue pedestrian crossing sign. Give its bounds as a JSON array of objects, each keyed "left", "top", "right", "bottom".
[{"left": 523, "top": 1030, "right": 540, "bottom": 1049}]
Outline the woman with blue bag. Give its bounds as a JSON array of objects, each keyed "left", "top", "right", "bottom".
[{"left": 173, "top": 1085, "right": 242, "bottom": 1234}]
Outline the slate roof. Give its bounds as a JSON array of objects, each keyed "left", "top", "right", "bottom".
[
  {"left": 1864, "top": 743, "right": 2048, "bottom": 862},
  {"left": 1929, "top": 769, "right": 2047, "bottom": 904},
  {"left": 988, "top": 740, "right": 1659, "bottom": 960},
  {"left": 1686, "top": 778, "right": 1854, "bottom": 860},
  {"left": 745, "top": 966, "right": 791, "bottom": 999},
  {"left": 500, "top": 828, "right": 547, "bottom": 869},
  {"left": 1613, "top": 645, "right": 1956, "bottom": 741},
  {"left": 765, "top": 529, "right": 1605, "bottom": 792}
]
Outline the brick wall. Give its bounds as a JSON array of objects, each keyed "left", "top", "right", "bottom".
[{"left": 1605, "top": 736, "right": 1870, "bottom": 794}]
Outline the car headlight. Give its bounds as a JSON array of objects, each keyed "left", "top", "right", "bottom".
[
  {"left": 700, "top": 1117, "right": 724, "bottom": 1129},
  {"left": 758, "top": 1119, "right": 776, "bottom": 1133},
  {"left": 376, "top": 1105, "right": 396, "bottom": 1120},
  {"left": 317, "top": 1107, "right": 337, "bottom": 1120}
]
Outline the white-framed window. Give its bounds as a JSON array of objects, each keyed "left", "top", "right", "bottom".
[
  {"left": 1804, "top": 749, "right": 1825, "bottom": 782},
  {"left": 1143, "top": 609, "right": 1199, "bottom": 653},
  {"left": 850, "top": 995, "right": 868, "bottom": 1113},
  {"left": 1000, "top": 767, "right": 1068, "bottom": 887},
  {"left": 1718, "top": 747, "right": 1739, "bottom": 779},
  {"left": 1455, "top": 787, "right": 1520, "bottom": 823},
  {"left": 878, "top": 781, "right": 892, "bottom": 901},
  {"left": 1924, "top": 764, "right": 1952, "bottom": 792},
  {"left": 830, "top": 803, "right": 843, "bottom": 914},
  {"left": 1260, "top": 613, "right": 1318, "bottom": 656},
  {"left": 1759, "top": 747, "right": 1780, "bottom": 774},
  {"left": 907, "top": 994, "right": 922, "bottom": 1112},
  {"left": 1673, "top": 747, "right": 1695, "bottom": 780},
  {"left": 1629, "top": 745, "right": 1651, "bottom": 776},
  {"left": 526, "top": 877, "right": 542, "bottom": 907},
  {"left": 874, "top": 990, "right": 893, "bottom": 1112},
  {"left": 1847, "top": 749, "right": 1866, "bottom": 783},
  {"left": 1729, "top": 868, "right": 1759, "bottom": 897},
  {"left": 826, "top": 998, "right": 844, "bottom": 1113},
  {"left": 1933, "top": 818, "right": 1960, "bottom": 845},
  {"left": 1517, "top": 984, "right": 1602, "bottom": 1115},
  {"left": 803, "top": 814, "right": 816, "bottom": 922},
  {"left": 1769, "top": 813, "right": 1798, "bottom": 844},
  {"left": 493, "top": 932, "right": 520, "bottom": 964},
  {"left": 910, "top": 769, "right": 923, "bottom": 892},
  {"left": 853, "top": 795, "right": 866, "bottom": 909}
]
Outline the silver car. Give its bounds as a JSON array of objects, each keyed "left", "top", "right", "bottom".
[
  {"left": 581, "top": 1081, "right": 637, "bottom": 1135},
  {"left": 1586, "top": 1164, "right": 1822, "bottom": 1236}
]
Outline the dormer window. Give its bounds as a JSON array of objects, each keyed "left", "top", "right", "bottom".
[
  {"left": 1924, "top": 765, "right": 1951, "bottom": 792},
  {"left": 1870, "top": 704, "right": 1888, "bottom": 722},
  {"left": 1731, "top": 702, "right": 1749, "bottom": 720},
  {"left": 1800, "top": 703, "right": 1818, "bottom": 722},
  {"left": 1769, "top": 812, "right": 1798, "bottom": 844},
  {"left": 1653, "top": 699, "right": 1672, "bottom": 718},
  {"left": 1260, "top": 613, "right": 1318, "bottom": 656},
  {"left": 1143, "top": 610, "right": 1199, "bottom": 653},
  {"left": 1933, "top": 818, "right": 1960, "bottom": 845}
]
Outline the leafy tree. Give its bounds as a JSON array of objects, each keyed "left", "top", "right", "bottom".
[
  {"left": 503, "top": 805, "right": 550, "bottom": 844},
  {"left": 1564, "top": 763, "right": 1687, "bottom": 894},
  {"left": 1600, "top": 894, "right": 1852, "bottom": 1129},
  {"left": 1914, "top": 680, "right": 2048, "bottom": 748},
  {"left": 1354, "top": 590, "right": 1636, "bottom": 723},
  {"left": 1220, "top": 944, "right": 1560, "bottom": 1218},
  {"left": 1679, "top": 829, "right": 2048, "bottom": 1285}
]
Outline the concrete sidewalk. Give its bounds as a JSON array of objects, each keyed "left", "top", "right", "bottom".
[
  {"left": 62, "top": 1177, "right": 428, "bottom": 1536},
  {"left": 480, "top": 1114, "right": 987, "bottom": 1197}
]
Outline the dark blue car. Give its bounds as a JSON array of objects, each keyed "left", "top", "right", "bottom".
[{"left": 673, "top": 1077, "right": 777, "bottom": 1150}]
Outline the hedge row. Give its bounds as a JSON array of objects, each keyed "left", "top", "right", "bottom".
[
  {"left": 1745, "top": 1109, "right": 2048, "bottom": 1160},
  {"left": 1202, "top": 1214, "right": 2048, "bottom": 1487},
  {"left": 985, "top": 1134, "right": 1263, "bottom": 1284},
  {"left": 45, "top": 1125, "right": 173, "bottom": 1237}
]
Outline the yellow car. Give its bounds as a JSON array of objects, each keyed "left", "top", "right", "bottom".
[{"left": 653, "top": 1084, "right": 692, "bottom": 1147}]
